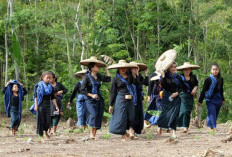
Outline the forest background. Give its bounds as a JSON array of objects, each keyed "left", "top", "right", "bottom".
[{"left": 0, "top": 0, "right": 232, "bottom": 124}]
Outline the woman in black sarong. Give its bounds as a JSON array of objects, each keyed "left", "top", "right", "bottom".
[
  {"left": 80, "top": 56, "right": 111, "bottom": 139},
  {"left": 157, "top": 62, "right": 182, "bottom": 138},
  {"left": 130, "top": 63, "right": 149, "bottom": 135},
  {"left": 108, "top": 60, "right": 138, "bottom": 140}
]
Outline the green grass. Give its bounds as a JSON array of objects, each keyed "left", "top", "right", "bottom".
[
  {"left": 198, "top": 128, "right": 203, "bottom": 133},
  {"left": 24, "top": 137, "right": 29, "bottom": 141},
  {"left": 73, "top": 128, "right": 84, "bottom": 134},
  {"left": 102, "top": 133, "right": 111, "bottom": 139},
  {"left": 146, "top": 132, "right": 153, "bottom": 140},
  {"left": 17, "top": 128, "right": 25, "bottom": 137},
  {"left": 194, "top": 135, "right": 200, "bottom": 140},
  {"left": 209, "top": 130, "right": 216, "bottom": 135},
  {"left": 1, "top": 121, "right": 6, "bottom": 127},
  {"left": 64, "top": 128, "right": 73, "bottom": 135}
]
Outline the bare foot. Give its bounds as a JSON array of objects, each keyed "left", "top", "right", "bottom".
[
  {"left": 125, "top": 132, "right": 129, "bottom": 137},
  {"left": 183, "top": 128, "right": 188, "bottom": 133},
  {"left": 90, "top": 133, "right": 96, "bottom": 140},
  {"left": 40, "top": 137, "right": 45, "bottom": 143},
  {"left": 228, "top": 130, "right": 232, "bottom": 135},
  {"left": 45, "top": 132, "right": 50, "bottom": 139},
  {"left": 157, "top": 128, "right": 162, "bottom": 135},
  {"left": 129, "top": 129, "right": 135, "bottom": 139},
  {"left": 212, "top": 128, "right": 218, "bottom": 132},
  {"left": 122, "top": 134, "right": 129, "bottom": 141},
  {"left": 12, "top": 130, "right": 15, "bottom": 136},
  {"left": 90, "top": 136, "right": 95, "bottom": 140},
  {"left": 144, "top": 122, "right": 152, "bottom": 128}
]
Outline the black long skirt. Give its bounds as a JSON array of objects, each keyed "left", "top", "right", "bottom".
[{"left": 157, "top": 90, "right": 181, "bottom": 130}]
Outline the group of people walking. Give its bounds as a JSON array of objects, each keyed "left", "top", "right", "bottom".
[{"left": 2, "top": 49, "right": 230, "bottom": 142}]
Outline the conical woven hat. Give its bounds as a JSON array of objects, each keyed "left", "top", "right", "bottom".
[
  {"left": 177, "top": 62, "right": 200, "bottom": 71},
  {"left": 130, "top": 62, "right": 148, "bottom": 72},
  {"left": 80, "top": 56, "right": 107, "bottom": 67},
  {"left": 150, "top": 72, "right": 161, "bottom": 81},
  {"left": 108, "top": 60, "right": 138, "bottom": 69},
  {"left": 155, "top": 49, "right": 177, "bottom": 71},
  {"left": 74, "top": 69, "right": 87, "bottom": 78}
]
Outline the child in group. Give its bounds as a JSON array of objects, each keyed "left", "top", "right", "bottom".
[
  {"left": 50, "top": 87, "right": 64, "bottom": 134},
  {"left": 3, "top": 80, "right": 27, "bottom": 136},
  {"left": 67, "top": 70, "right": 88, "bottom": 129},
  {"left": 30, "top": 71, "right": 59, "bottom": 142}
]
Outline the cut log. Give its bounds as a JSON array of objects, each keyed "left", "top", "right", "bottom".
[
  {"left": 66, "top": 118, "right": 74, "bottom": 128},
  {"left": 221, "top": 134, "right": 232, "bottom": 143}
]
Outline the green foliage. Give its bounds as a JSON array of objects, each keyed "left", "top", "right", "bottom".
[
  {"left": 11, "top": 32, "right": 22, "bottom": 65},
  {"left": 147, "top": 110, "right": 161, "bottom": 117},
  {"left": 73, "top": 128, "right": 84, "bottom": 134},
  {"left": 145, "top": 132, "right": 153, "bottom": 140},
  {"left": 209, "top": 130, "right": 216, "bottom": 135},
  {"left": 102, "top": 133, "right": 111, "bottom": 139},
  {"left": 0, "top": 0, "right": 232, "bottom": 124},
  {"left": 194, "top": 135, "right": 200, "bottom": 140}
]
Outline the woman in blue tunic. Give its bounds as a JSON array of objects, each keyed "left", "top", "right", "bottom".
[
  {"left": 198, "top": 64, "right": 224, "bottom": 132},
  {"left": 3, "top": 80, "right": 27, "bottom": 136},
  {"left": 67, "top": 70, "right": 88, "bottom": 129},
  {"left": 177, "top": 62, "right": 199, "bottom": 133},
  {"left": 108, "top": 60, "right": 138, "bottom": 140},
  {"left": 80, "top": 56, "right": 111, "bottom": 139},
  {"left": 157, "top": 62, "right": 182, "bottom": 138}
]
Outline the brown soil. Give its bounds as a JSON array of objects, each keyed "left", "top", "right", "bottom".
[{"left": 0, "top": 116, "right": 231, "bottom": 157}]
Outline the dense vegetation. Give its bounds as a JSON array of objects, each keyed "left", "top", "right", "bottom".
[{"left": 0, "top": 0, "right": 232, "bottom": 123}]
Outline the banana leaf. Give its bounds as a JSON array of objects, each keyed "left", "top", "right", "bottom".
[{"left": 147, "top": 110, "right": 162, "bottom": 117}]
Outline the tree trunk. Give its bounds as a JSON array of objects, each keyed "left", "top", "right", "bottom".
[
  {"left": 58, "top": 1, "right": 72, "bottom": 77},
  {"left": 74, "top": 2, "right": 85, "bottom": 70},
  {"left": 157, "top": 0, "right": 160, "bottom": 55},
  {"left": 34, "top": 0, "right": 40, "bottom": 71},
  {"left": 203, "top": 20, "right": 208, "bottom": 73},
  {"left": 125, "top": 9, "right": 138, "bottom": 60},
  {"left": 4, "top": 0, "right": 11, "bottom": 85},
  {"left": 193, "top": 0, "right": 201, "bottom": 128},
  {"left": 188, "top": 0, "right": 193, "bottom": 58},
  {"left": 52, "top": 0, "right": 56, "bottom": 71},
  {"left": 22, "top": 29, "right": 29, "bottom": 110}
]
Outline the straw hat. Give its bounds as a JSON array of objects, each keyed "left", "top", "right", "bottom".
[
  {"left": 150, "top": 72, "right": 161, "bottom": 81},
  {"left": 80, "top": 56, "right": 107, "bottom": 67},
  {"left": 74, "top": 69, "right": 87, "bottom": 78},
  {"left": 130, "top": 62, "right": 148, "bottom": 72},
  {"left": 155, "top": 49, "right": 177, "bottom": 72},
  {"left": 108, "top": 60, "right": 138, "bottom": 69},
  {"left": 177, "top": 62, "right": 200, "bottom": 71}
]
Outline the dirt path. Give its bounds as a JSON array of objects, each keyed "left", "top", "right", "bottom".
[{"left": 0, "top": 116, "right": 231, "bottom": 157}]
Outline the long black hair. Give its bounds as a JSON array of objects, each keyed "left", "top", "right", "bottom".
[
  {"left": 88, "top": 62, "right": 96, "bottom": 72},
  {"left": 211, "top": 63, "right": 221, "bottom": 79},
  {"left": 50, "top": 71, "right": 58, "bottom": 82}
]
